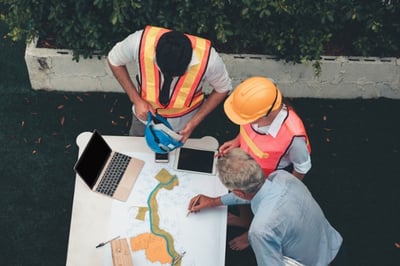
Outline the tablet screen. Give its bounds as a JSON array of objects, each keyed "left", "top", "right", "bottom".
[{"left": 175, "top": 147, "right": 216, "bottom": 174}]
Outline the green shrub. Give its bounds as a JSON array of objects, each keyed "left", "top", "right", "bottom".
[{"left": 1, "top": 0, "right": 399, "bottom": 61}]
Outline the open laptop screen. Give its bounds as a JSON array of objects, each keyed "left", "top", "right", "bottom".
[{"left": 74, "top": 131, "right": 112, "bottom": 188}]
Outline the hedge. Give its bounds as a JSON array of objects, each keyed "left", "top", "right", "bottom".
[{"left": 1, "top": 0, "right": 399, "bottom": 62}]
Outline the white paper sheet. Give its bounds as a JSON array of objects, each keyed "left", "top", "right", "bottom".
[{"left": 104, "top": 152, "right": 227, "bottom": 266}]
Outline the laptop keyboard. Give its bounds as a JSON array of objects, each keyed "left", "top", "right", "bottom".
[{"left": 96, "top": 152, "right": 131, "bottom": 196}]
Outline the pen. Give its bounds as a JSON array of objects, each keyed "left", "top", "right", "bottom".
[
  {"left": 95, "top": 235, "right": 120, "bottom": 248},
  {"left": 173, "top": 251, "right": 186, "bottom": 264},
  {"left": 215, "top": 150, "right": 224, "bottom": 158},
  {"left": 187, "top": 195, "right": 200, "bottom": 216}
]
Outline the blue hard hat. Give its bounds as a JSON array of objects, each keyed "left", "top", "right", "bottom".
[{"left": 145, "top": 112, "right": 183, "bottom": 154}]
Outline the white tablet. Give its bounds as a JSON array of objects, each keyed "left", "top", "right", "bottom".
[{"left": 173, "top": 147, "right": 217, "bottom": 175}]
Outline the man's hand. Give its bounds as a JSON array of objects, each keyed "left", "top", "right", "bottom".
[
  {"left": 217, "top": 135, "right": 240, "bottom": 157},
  {"left": 178, "top": 120, "right": 196, "bottom": 143},
  {"left": 134, "top": 98, "right": 155, "bottom": 121},
  {"left": 179, "top": 91, "right": 228, "bottom": 143},
  {"left": 187, "top": 194, "right": 222, "bottom": 214},
  {"left": 107, "top": 60, "right": 155, "bottom": 121}
]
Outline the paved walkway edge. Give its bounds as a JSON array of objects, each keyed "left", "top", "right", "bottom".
[{"left": 25, "top": 40, "right": 400, "bottom": 99}]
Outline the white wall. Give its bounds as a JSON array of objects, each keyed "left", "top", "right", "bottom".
[{"left": 25, "top": 41, "right": 400, "bottom": 98}]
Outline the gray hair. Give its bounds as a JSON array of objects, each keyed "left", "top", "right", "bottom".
[{"left": 217, "top": 148, "right": 265, "bottom": 194}]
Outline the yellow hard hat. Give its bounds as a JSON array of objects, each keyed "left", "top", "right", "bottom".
[{"left": 224, "top": 77, "right": 282, "bottom": 125}]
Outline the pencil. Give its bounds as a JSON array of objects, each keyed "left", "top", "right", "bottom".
[
  {"left": 187, "top": 195, "right": 200, "bottom": 216},
  {"left": 173, "top": 251, "right": 186, "bottom": 264},
  {"left": 95, "top": 235, "right": 120, "bottom": 248}
]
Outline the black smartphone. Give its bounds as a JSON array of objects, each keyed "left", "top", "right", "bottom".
[{"left": 155, "top": 152, "right": 169, "bottom": 163}]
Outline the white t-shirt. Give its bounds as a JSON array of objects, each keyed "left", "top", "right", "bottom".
[{"left": 108, "top": 30, "right": 232, "bottom": 131}]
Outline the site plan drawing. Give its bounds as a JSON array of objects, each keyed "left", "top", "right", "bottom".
[{"left": 104, "top": 152, "right": 227, "bottom": 266}]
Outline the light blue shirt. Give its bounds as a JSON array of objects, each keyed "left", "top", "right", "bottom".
[{"left": 221, "top": 170, "right": 342, "bottom": 266}]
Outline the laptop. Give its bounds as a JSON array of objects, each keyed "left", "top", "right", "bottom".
[{"left": 73, "top": 130, "right": 145, "bottom": 202}]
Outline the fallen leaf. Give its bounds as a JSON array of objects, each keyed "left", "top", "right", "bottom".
[
  {"left": 112, "top": 120, "right": 118, "bottom": 126},
  {"left": 21, "top": 121, "right": 25, "bottom": 127},
  {"left": 65, "top": 144, "right": 71, "bottom": 149},
  {"left": 60, "top": 116, "right": 65, "bottom": 126},
  {"left": 326, "top": 137, "right": 331, "bottom": 143},
  {"left": 57, "top": 104, "right": 64, "bottom": 110},
  {"left": 35, "top": 137, "right": 42, "bottom": 144},
  {"left": 323, "top": 128, "right": 333, "bottom": 132},
  {"left": 323, "top": 115, "right": 327, "bottom": 121},
  {"left": 395, "top": 242, "right": 400, "bottom": 248},
  {"left": 32, "top": 150, "right": 37, "bottom": 154},
  {"left": 76, "top": 96, "right": 83, "bottom": 102},
  {"left": 119, "top": 115, "right": 125, "bottom": 119}
]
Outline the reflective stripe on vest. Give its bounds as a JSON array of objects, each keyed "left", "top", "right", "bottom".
[
  {"left": 239, "top": 108, "right": 311, "bottom": 175},
  {"left": 138, "top": 26, "right": 211, "bottom": 117}
]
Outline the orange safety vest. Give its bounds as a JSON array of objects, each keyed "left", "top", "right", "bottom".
[
  {"left": 138, "top": 25, "right": 211, "bottom": 118},
  {"left": 239, "top": 108, "right": 311, "bottom": 176}
]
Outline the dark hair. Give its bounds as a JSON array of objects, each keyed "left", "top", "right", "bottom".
[{"left": 156, "top": 31, "right": 192, "bottom": 76}]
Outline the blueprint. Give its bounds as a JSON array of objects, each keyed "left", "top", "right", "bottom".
[{"left": 104, "top": 152, "right": 227, "bottom": 266}]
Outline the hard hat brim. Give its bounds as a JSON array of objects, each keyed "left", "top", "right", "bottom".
[
  {"left": 224, "top": 89, "right": 282, "bottom": 125},
  {"left": 224, "top": 95, "right": 251, "bottom": 125}
]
